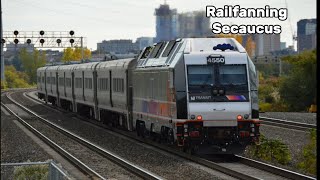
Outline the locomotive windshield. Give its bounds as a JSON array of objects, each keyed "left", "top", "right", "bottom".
[
  {"left": 188, "top": 65, "right": 215, "bottom": 86},
  {"left": 187, "top": 64, "right": 249, "bottom": 102},
  {"left": 219, "top": 65, "right": 246, "bottom": 85}
]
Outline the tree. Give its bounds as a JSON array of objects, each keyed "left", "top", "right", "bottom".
[
  {"left": 12, "top": 55, "right": 23, "bottom": 71},
  {"left": 83, "top": 48, "right": 92, "bottom": 59},
  {"left": 62, "top": 47, "right": 74, "bottom": 62},
  {"left": 279, "top": 50, "right": 316, "bottom": 111},
  {"left": 62, "top": 47, "right": 91, "bottom": 62},
  {"left": 4, "top": 65, "right": 31, "bottom": 88},
  {"left": 19, "top": 48, "right": 46, "bottom": 84},
  {"left": 73, "top": 47, "right": 82, "bottom": 60}
]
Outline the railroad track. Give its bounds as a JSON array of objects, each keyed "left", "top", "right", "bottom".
[
  {"left": 1, "top": 102, "right": 104, "bottom": 180},
  {"left": 259, "top": 116, "right": 316, "bottom": 131},
  {"left": 2, "top": 91, "right": 161, "bottom": 180},
  {"left": 19, "top": 89, "right": 317, "bottom": 180}
]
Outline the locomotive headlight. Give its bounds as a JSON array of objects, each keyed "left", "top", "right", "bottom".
[
  {"left": 244, "top": 114, "right": 249, "bottom": 119},
  {"left": 196, "top": 115, "right": 202, "bottom": 120},
  {"left": 218, "top": 89, "right": 224, "bottom": 94},
  {"left": 190, "top": 115, "right": 195, "bottom": 120},
  {"left": 212, "top": 89, "right": 218, "bottom": 95},
  {"left": 237, "top": 115, "right": 243, "bottom": 120}
]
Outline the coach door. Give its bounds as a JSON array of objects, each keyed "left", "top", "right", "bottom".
[
  {"left": 109, "top": 70, "right": 113, "bottom": 107},
  {"left": 56, "top": 72, "right": 59, "bottom": 103}
]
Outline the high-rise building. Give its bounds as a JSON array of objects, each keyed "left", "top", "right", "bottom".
[
  {"left": 297, "top": 19, "right": 317, "bottom": 52},
  {"left": 253, "top": 34, "right": 281, "bottom": 56},
  {"left": 177, "top": 11, "right": 211, "bottom": 38},
  {"left": 135, "top": 37, "right": 154, "bottom": 50},
  {"left": 155, "top": 4, "right": 178, "bottom": 42}
]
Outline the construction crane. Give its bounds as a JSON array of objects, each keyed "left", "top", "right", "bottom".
[{"left": 285, "top": 0, "right": 297, "bottom": 46}]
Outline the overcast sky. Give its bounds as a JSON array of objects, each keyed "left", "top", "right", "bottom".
[{"left": 2, "top": 0, "right": 317, "bottom": 50}]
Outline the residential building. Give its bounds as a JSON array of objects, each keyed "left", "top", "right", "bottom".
[
  {"left": 177, "top": 11, "right": 210, "bottom": 38},
  {"left": 297, "top": 19, "right": 317, "bottom": 52},
  {"left": 253, "top": 34, "right": 281, "bottom": 56},
  {"left": 136, "top": 37, "right": 154, "bottom": 50},
  {"left": 155, "top": 4, "right": 178, "bottom": 42}
]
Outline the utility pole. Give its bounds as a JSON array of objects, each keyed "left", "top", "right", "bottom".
[
  {"left": 1, "top": 0, "right": 4, "bottom": 81},
  {"left": 81, "top": 36, "right": 84, "bottom": 62}
]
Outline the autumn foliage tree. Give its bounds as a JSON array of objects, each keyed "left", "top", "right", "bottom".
[
  {"left": 19, "top": 48, "right": 46, "bottom": 84},
  {"left": 62, "top": 47, "right": 91, "bottom": 62},
  {"left": 3, "top": 65, "right": 31, "bottom": 88},
  {"left": 215, "top": 34, "right": 255, "bottom": 57}
]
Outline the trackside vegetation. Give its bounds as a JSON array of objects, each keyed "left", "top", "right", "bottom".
[{"left": 13, "top": 164, "right": 48, "bottom": 180}]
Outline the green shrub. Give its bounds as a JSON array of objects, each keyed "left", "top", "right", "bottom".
[
  {"left": 1, "top": 80, "right": 7, "bottom": 89},
  {"left": 14, "top": 164, "right": 48, "bottom": 180},
  {"left": 259, "top": 103, "right": 272, "bottom": 112},
  {"left": 247, "top": 134, "right": 291, "bottom": 165},
  {"left": 297, "top": 129, "right": 317, "bottom": 175}
]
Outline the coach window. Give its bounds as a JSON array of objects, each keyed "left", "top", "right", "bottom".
[
  {"left": 47, "top": 77, "right": 50, "bottom": 84},
  {"left": 42, "top": 77, "right": 44, "bottom": 83},
  {"left": 66, "top": 78, "right": 71, "bottom": 87},
  {"left": 59, "top": 77, "right": 64, "bottom": 86},
  {"left": 85, "top": 78, "right": 92, "bottom": 89},
  {"left": 51, "top": 77, "right": 55, "bottom": 85},
  {"left": 75, "top": 78, "right": 82, "bottom": 88},
  {"left": 98, "top": 78, "right": 108, "bottom": 91},
  {"left": 121, "top": 79, "right": 124, "bottom": 92},
  {"left": 112, "top": 78, "right": 124, "bottom": 93}
]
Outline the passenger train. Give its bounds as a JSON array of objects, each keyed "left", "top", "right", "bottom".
[{"left": 37, "top": 38, "right": 261, "bottom": 154}]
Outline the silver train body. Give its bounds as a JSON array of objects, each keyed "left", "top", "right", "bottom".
[{"left": 37, "top": 38, "right": 261, "bottom": 154}]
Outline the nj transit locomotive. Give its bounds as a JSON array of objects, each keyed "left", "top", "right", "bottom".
[{"left": 37, "top": 38, "right": 261, "bottom": 154}]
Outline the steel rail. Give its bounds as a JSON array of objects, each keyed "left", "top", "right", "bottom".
[
  {"left": 24, "top": 90, "right": 315, "bottom": 180},
  {"left": 235, "top": 155, "right": 316, "bottom": 180},
  {"left": 259, "top": 116, "right": 316, "bottom": 131},
  {"left": 1, "top": 102, "right": 105, "bottom": 180},
  {"left": 23, "top": 92, "right": 261, "bottom": 180},
  {"left": 5, "top": 92, "right": 162, "bottom": 180}
]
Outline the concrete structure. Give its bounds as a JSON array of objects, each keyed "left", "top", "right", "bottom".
[
  {"left": 136, "top": 37, "right": 154, "bottom": 50},
  {"left": 97, "top": 39, "right": 138, "bottom": 54},
  {"left": 297, "top": 19, "right": 317, "bottom": 52},
  {"left": 155, "top": 4, "right": 178, "bottom": 42},
  {"left": 177, "top": 11, "right": 210, "bottom": 38},
  {"left": 253, "top": 34, "right": 281, "bottom": 56}
]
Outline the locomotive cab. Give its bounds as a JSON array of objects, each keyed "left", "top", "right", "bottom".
[{"left": 176, "top": 38, "right": 261, "bottom": 154}]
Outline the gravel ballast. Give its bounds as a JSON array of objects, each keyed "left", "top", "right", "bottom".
[
  {"left": 261, "top": 112, "right": 316, "bottom": 125},
  {"left": 9, "top": 91, "right": 235, "bottom": 179},
  {"left": 1, "top": 113, "right": 53, "bottom": 180}
]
